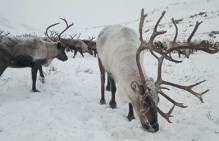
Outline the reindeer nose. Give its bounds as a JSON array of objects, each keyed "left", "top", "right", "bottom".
[
  {"left": 142, "top": 122, "right": 159, "bottom": 132},
  {"left": 151, "top": 122, "right": 159, "bottom": 132}
]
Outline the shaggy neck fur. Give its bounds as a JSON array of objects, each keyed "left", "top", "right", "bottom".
[{"left": 44, "top": 41, "right": 59, "bottom": 59}]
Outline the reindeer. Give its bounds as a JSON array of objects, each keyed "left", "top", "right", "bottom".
[
  {"left": 82, "top": 36, "right": 97, "bottom": 57},
  {"left": 0, "top": 36, "right": 68, "bottom": 92},
  {"left": 12, "top": 19, "right": 84, "bottom": 84},
  {"left": 96, "top": 9, "right": 219, "bottom": 132},
  {"left": 38, "top": 18, "right": 92, "bottom": 82},
  {"left": 154, "top": 41, "right": 191, "bottom": 58},
  {"left": 66, "top": 33, "right": 89, "bottom": 58},
  {"left": 44, "top": 19, "right": 92, "bottom": 58}
]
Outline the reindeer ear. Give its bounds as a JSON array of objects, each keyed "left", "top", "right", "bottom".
[
  {"left": 57, "top": 42, "right": 62, "bottom": 49},
  {"left": 131, "top": 81, "right": 144, "bottom": 95}
]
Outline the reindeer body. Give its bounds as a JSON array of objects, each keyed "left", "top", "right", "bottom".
[
  {"left": 1, "top": 37, "right": 56, "bottom": 66},
  {"left": 96, "top": 9, "right": 219, "bottom": 132},
  {"left": 97, "top": 25, "right": 159, "bottom": 132},
  {"left": 98, "top": 25, "right": 143, "bottom": 102},
  {"left": 62, "top": 38, "right": 93, "bottom": 58},
  {"left": 82, "top": 39, "right": 97, "bottom": 57},
  {"left": 0, "top": 36, "right": 68, "bottom": 92}
]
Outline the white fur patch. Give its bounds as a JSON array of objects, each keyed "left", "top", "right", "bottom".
[{"left": 38, "top": 76, "right": 46, "bottom": 83}]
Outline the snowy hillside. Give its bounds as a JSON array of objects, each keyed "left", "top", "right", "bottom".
[{"left": 1, "top": 0, "right": 219, "bottom": 141}]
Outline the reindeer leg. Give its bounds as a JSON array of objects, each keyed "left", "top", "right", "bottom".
[
  {"left": 38, "top": 66, "right": 46, "bottom": 83},
  {"left": 98, "top": 57, "right": 106, "bottom": 105},
  {"left": 106, "top": 73, "right": 110, "bottom": 91},
  {"left": 78, "top": 49, "right": 84, "bottom": 57},
  {"left": 31, "top": 64, "right": 40, "bottom": 92},
  {"left": 127, "top": 103, "right": 135, "bottom": 121},
  {"left": 108, "top": 74, "right": 117, "bottom": 109},
  {"left": 94, "top": 50, "right": 97, "bottom": 57},
  {"left": 73, "top": 50, "right": 77, "bottom": 58},
  {"left": 0, "top": 64, "right": 8, "bottom": 76},
  {"left": 0, "top": 55, "right": 9, "bottom": 76}
]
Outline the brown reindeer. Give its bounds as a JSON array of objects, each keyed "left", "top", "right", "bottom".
[
  {"left": 82, "top": 36, "right": 97, "bottom": 57},
  {"left": 96, "top": 9, "right": 219, "bottom": 132},
  {"left": 44, "top": 18, "right": 92, "bottom": 58},
  {"left": 0, "top": 36, "right": 68, "bottom": 92}
]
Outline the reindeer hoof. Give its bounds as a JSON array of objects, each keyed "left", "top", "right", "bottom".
[
  {"left": 32, "top": 89, "right": 40, "bottom": 92},
  {"left": 106, "top": 86, "right": 110, "bottom": 91},
  {"left": 100, "top": 99, "right": 106, "bottom": 105},
  {"left": 127, "top": 114, "right": 135, "bottom": 121},
  {"left": 39, "top": 76, "right": 46, "bottom": 83},
  {"left": 109, "top": 100, "right": 117, "bottom": 109}
]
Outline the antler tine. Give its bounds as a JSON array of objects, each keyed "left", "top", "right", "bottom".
[
  {"left": 58, "top": 18, "right": 74, "bottom": 40},
  {"left": 172, "top": 18, "right": 178, "bottom": 43},
  {"left": 149, "top": 18, "right": 182, "bottom": 63},
  {"left": 156, "top": 106, "right": 175, "bottom": 123},
  {"left": 89, "top": 36, "right": 96, "bottom": 41},
  {"left": 171, "top": 18, "right": 178, "bottom": 48},
  {"left": 160, "top": 18, "right": 184, "bottom": 63},
  {"left": 139, "top": 8, "right": 147, "bottom": 43},
  {"left": 77, "top": 33, "right": 81, "bottom": 39},
  {"left": 45, "top": 22, "right": 60, "bottom": 41},
  {"left": 187, "top": 21, "right": 203, "bottom": 43},
  {"left": 159, "top": 90, "right": 187, "bottom": 108},
  {"left": 160, "top": 79, "right": 209, "bottom": 103},
  {"left": 5, "top": 32, "right": 10, "bottom": 36},
  {"left": 70, "top": 34, "right": 77, "bottom": 39},
  {"left": 149, "top": 11, "right": 167, "bottom": 45},
  {"left": 147, "top": 11, "right": 171, "bottom": 62}
]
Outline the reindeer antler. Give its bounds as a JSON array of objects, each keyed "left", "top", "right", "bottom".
[
  {"left": 58, "top": 18, "right": 74, "bottom": 41},
  {"left": 45, "top": 22, "right": 60, "bottom": 41},
  {"left": 89, "top": 36, "right": 96, "bottom": 41},
  {"left": 136, "top": 8, "right": 219, "bottom": 123}
]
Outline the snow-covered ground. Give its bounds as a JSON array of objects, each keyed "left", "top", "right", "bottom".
[{"left": 1, "top": 0, "right": 219, "bottom": 141}]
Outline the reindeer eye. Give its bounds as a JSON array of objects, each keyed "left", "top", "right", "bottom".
[
  {"left": 144, "top": 102, "right": 151, "bottom": 108},
  {"left": 139, "top": 86, "right": 145, "bottom": 95},
  {"left": 144, "top": 99, "right": 151, "bottom": 108}
]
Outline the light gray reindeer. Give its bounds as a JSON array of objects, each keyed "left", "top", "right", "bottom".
[
  {"left": 0, "top": 36, "right": 68, "bottom": 92},
  {"left": 96, "top": 9, "right": 219, "bottom": 132}
]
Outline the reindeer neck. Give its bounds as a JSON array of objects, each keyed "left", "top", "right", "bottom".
[{"left": 44, "top": 42, "right": 59, "bottom": 59}]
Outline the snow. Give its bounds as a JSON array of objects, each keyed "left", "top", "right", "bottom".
[{"left": 1, "top": 0, "right": 219, "bottom": 141}]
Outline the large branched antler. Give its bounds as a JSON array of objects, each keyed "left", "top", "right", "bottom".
[
  {"left": 58, "top": 18, "right": 74, "bottom": 41},
  {"left": 44, "top": 22, "right": 60, "bottom": 41},
  {"left": 136, "top": 8, "right": 219, "bottom": 123},
  {"left": 45, "top": 18, "right": 74, "bottom": 41}
]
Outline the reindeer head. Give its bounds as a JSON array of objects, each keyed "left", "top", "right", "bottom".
[
  {"left": 131, "top": 77, "right": 160, "bottom": 132},
  {"left": 56, "top": 42, "right": 68, "bottom": 61},
  {"left": 45, "top": 19, "right": 93, "bottom": 56},
  {"left": 134, "top": 9, "right": 219, "bottom": 132}
]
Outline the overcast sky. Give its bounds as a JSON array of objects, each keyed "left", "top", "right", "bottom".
[{"left": 0, "top": 0, "right": 188, "bottom": 36}]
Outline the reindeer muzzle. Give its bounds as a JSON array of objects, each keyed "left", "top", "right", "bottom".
[{"left": 142, "top": 121, "right": 159, "bottom": 132}]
